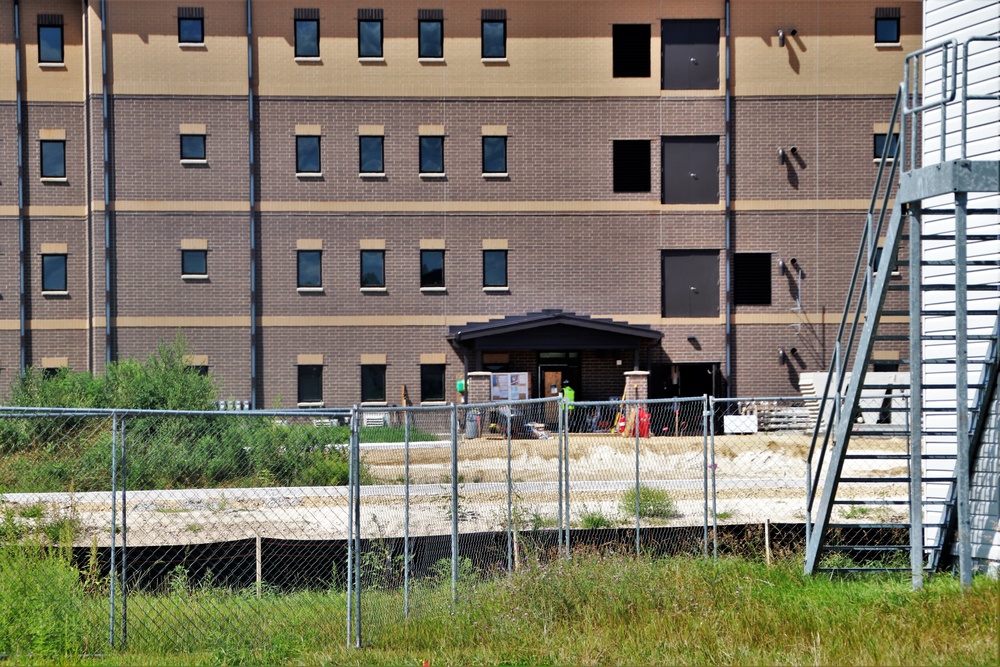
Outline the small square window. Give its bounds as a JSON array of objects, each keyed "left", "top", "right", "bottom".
[
  {"left": 732, "top": 253, "right": 771, "bottom": 305},
  {"left": 296, "top": 136, "right": 321, "bottom": 174},
  {"left": 40, "top": 140, "right": 66, "bottom": 178},
  {"left": 180, "top": 134, "right": 206, "bottom": 161},
  {"left": 178, "top": 17, "right": 204, "bottom": 43},
  {"left": 482, "top": 19, "right": 506, "bottom": 58},
  {"left": 38, "top": 25, "right": 64, "bottom": 63},
  {"left": 482, "top": 136, "right": 507, "bottom": 174},
  {"left": 613, "top": 140, "right": 651, "bottom": 192},
  {"left": 189, "top": 365, "right": 210, "bottom": 377},
  {"left": 418, "top": 19, "right": 443, "bottom": 58},
  {"left": 182, "top": 249, "right": 207, "bottom": 276},
  {"left": 875, "top": 17, "right": 900, "bottom": 43},
  {"left": 874, "top": 133, "right": 900, "bottom": 159},
  {"left": 483, "top": 249, "right": 507, "bottom": 288},
  {"left": 295, "top": 19, "right": 320, "bottom": 57},
  {"left": 361, "top": 250, "right": 385, "bottom": 288},
  {"left": 361, "top": 364, "right": 386, "bottom": 402},
  {"left": 420, "top": 136, "right": 444, "bottom": 174},
  {"left": 297, "top": 250, "right": 322, "bottom": 288},
  {"left": 359, "top": 136, "right": 384, "bottom": 173},
  {"left": 613, "top": 24, "right": 651, "bottom": 78},
  {"left": 420, "top": 364, "right": 446, "bottom": 402},
  {"left": 420, "top": 249, "right": 445, "bottom": 288},
  {"left": 358, "top": 18, "right": 383, "bottom": 57},
  {"left": 298, "top": 364, "right": 323, "bottom": 404},
  {"left": 41, "top": 254, "right": 67, "bottom": 292}
]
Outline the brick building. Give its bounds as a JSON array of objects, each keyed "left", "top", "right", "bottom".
[{"left": 0, "top": 0, "right": 920, "bottom": 408}]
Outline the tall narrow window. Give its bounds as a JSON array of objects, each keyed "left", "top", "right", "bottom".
[
  {"left": 875, "top": 8, "right": 901, "bottom": 43},
  {"left": 297, "top": 250, "right": 322, "bottom": 288},
  {"left": 482, "top": 136, "right": 507, "bottom": 174},
  {"left": 612, "top": 24, "right": 650, "bottom": 78},
  {"left": 360, "top": 250, "right": 385, "bottom": 288},
  {"left": 361, "top": 365, "right": 387, "bottom": 402},
  {"left": 37, "top": 15, "right": 64, "bottom": 63},
  {"left": 420, "top": 136, "right": 444, "bottom": 174},
  {"left": 418, "top": 9, "right": 444, "bottom": 59},
  {"left": 294, "top": 10, "right": 320, "bottom": 57},
  {"left": 178, "top": 8, "right": 205, "bottom": 44},
  {"left": 180, "top": 134, "right": 206, "bottom": 161},
  {"left": 421, "top": 364, "right": 446, "bottom": 402},
  {"left": 296, "top": 136, "right": 321, "bottom": 174},
  {"left": 181, "top": 249, "right": 208, "bottom": 277},
  {"left": 481, "top": 9, "right": 506, "bottom": 59},
  {"left": 298, "top": 365, "right": 323, "bottom": 405},
  {"left": 358, "top": 9, "right": 384, "bottom": 57},
  {"left": 483, "top": 250, "right": 508, "bottom": 288},
  {"left": 40, "top": 140, "right": 66, "bottom": 178},
  {"left": 874, "top": 133, "right": 900, "bottom": 159},
  {"left": 359, "top": 136, "right": 384, "bottom": 174},
  {"left": 613, "top": 140, "right": 651, "bottom": 192},
  {"left": 41, "top": 254, "right": 67, "bottom": 292},
  {"left": 420, "top": 249, "right": 445, "bottom": 288}
]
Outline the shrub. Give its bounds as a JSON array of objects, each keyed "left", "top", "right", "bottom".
[
  {"left": 580, "top": 509, "right": 614, "bottom": 530},
  {"left": 620, "top": 485, "right": 677, "bottom": 519}
]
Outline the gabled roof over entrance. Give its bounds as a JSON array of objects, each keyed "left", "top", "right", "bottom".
[{"left": 447, "top": 309, "right": 662, "bottom": 351}]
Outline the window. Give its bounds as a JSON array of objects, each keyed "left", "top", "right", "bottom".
[
  {"left": 41, "top": 254, "right": 67, "bottom": 292},
  {"left": 661, "top": 250, "right": 719, "bottom": 317},
  {"left": 661, "top": 19, "right": 719, "bottom": 90},
  {"left": 420, "top": 249, "right": 445, "bottom": 288},
  {"left": 181, "top": 249, "right": 207, "bottom": 277},
  {"left": 358, "top": 9, "right": 383, "bottom": 57},
  {"left": 874, "top": 133, "right": 900, "bottom": 159},
  {"left": 40, "top": 140, "right": 66, "bottom": 178},
  {"left": 361, "top": 364, "right": 386, "bottom": 402},
  {"left": 481, "top": 10, "right": 506, "bottom": 59},
  {"left": 732, "top": 253, "right": 772, "bottom": 305},
  {"left": 421, "top": 364, "right": 446, "bottom": 402},
  {"left": 37, "top": 16, "right": 64, "bottom": 64},
  {"left": 360, "top": 250, "right": 385, "bottom": 288},
  {"left": 613, "top": 140, "right": 651, "bottom": 192},
  {"left": 418, "top": 10, "right": 443, "bottom": 59},
  {"left": 483, "top": 250, "right": 508, "bottom": 288},
  {"left": 612, "top": 24, "right": 650, "bottom": 78},
  {"left": 294, "top": 12, "right": 320, "bottom": 58},
  {"left": 297, "top": 250, "right": 322, "bottom": 288},
  {"left": 189, "top": 365, "right": 210, "bottom": 377},
  {"left": 661, "top": 136, "right": 719, "bottom": 204},
  {"left": 482, "top": 136, "right": 507, "bottom": 174},
  {"left": 296, "top": 136, "right": 321, "bottom": 174},
  {"left": 420, "top": 136, "right": 444, "bottom": 174},
  {"left": 178, "top": 8, "right": 205, "bottom": 44},
  {"left": 875, "top": 8, "right": 901, "bottom": 43},
  {"left": 180, "top": 134, "right": 206, "bottom": 161},
  {"left": 359, "top": 136, "right": 384, "bottom": 174},
  {"left": 298, "top": 365, "right": 323, "bottom": 405}
]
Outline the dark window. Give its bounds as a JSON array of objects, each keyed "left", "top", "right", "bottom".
[
  {"left": 661, "top": 136, "right": 719, "bottom": 204},
  {"left": 418, "top": 10, "right": 443, "bottom": 58},
  {"left": 874, "top": 8, "right": 901, "bottom": 44},
  {"left": 178, "top": 17, "right": 204, "bottom": 43},
  {"left": 483, "top": 250, "right": 507, "bottom": 287},
  {"left": 296, "top": 136, "right": 321, "bottom": 173},
  {"left": 38, "top": 24, "right": 64, "bottom": 63},
  {"left": 420, "top": 136, "right": 444, "bottom": 173},
  {"left": 181, "top": 249, "right": 207, "bottom": 276},
  {"left": 360, "top": 250, "right": 385, "bottom": 288},
  {"left": 40, "top": 140, "right": 66, "bottom": 178},
  {"left": 295, "top": 19, "right": 320, "bottom": 57},
  {"left": 41, "top": 254, "right": 67, "bottom": 292},
  {"left": 421, "top": 364, "right": 446, "bottom": 402},
  {"left": 661, "top": 19, "right": 719, "bottom": 90},
  {"left": 661, "top": 250, "right": 719, "bottom": 317},
  {"left": 733, "top": 253, "right": 772, "bottom": 305},
  {"left": 613, "top": 24, "right": 650, "bottom": 77},
  {"left": 358, "top": 9, "right": 384, "bottom": 57},
  {"left": 189, "top": 365, "right": 210, "bottom": 377},
  {"left": 297, "top": 250, "right": 322, "bottom": 288},
  {"left": 420, "top": 249, "right": 445, "bottom": 287},
  {"left": 482, "top": 14, "right": 506, "bottom": 58},
  {"left": 613, "top": 140, "right": 651, "bottom": 192},
  {"left": 359, "top": 136, "right": 384, "bottom": 173},
  {"left": 361, "top": 365, "right": 386, "bottom": 402},
  {"left": 874, "top": 133, "right": 900, "bottom": 159},
  {"left": 482, "top": 136, "right": 507, "bottom": 174},
  {"left": 180, "top": 134, "right": 206, "bottom": 160},
  {"left": 298, "top": 365, "right": 323, "bottom": 404}
]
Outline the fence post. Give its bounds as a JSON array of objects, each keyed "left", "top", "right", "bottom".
[
  {"left": 404, "top": 410, "right": 411, "bottom": 619},
  {"left": 108, "top": 412, "right": 118, "bottom": 649},
  {"left": 505, "top": 406, "right": 513, "bottom": 573},
  {"left": 557, "top": 399, "right": 564, "bottom": 553},
  {"left": 346, "top": 406, "right": 355, "bottom": 648},
  {"left": 450, "top": 402, "right": 459, "bottom": 603},
  {"left": 120, "top": 416, "right": 128, "bottom": 648},
  {"left": 709, "top": 399, "right": 719, "bottom": 560},
  {"left": 564, "top": 399, "right": 570, "bottom": 558},
  {"left": 703, "top": 397, "right": 711, "bottom": 559},
  {"left": 634, "top": 390, "right": 641, "bottom": 557},
  {"left": 351, "top": 406, "right": 362, "bottom": 647}
]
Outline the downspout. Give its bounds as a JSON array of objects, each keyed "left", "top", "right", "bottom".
[
  {"left": 84, "top": 0, "right": 94, "bottom": 372},
  {"left": 723, "top": 0, "right": 732, "bottom": 397},
  {"left": 101, "top": 0, "right": 113, "bottom": 365},
  {"left": 14, "top": 0, "right": 26, "bottom": 375},
  {"left": 247, "top": 0, "right": 258, "bottom": 408}
]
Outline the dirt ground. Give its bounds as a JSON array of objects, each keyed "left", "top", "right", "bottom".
[{"left": 4, "top": 432, "right": 909, "bottom": 547}]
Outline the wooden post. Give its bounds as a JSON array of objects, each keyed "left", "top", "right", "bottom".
[{"left": 764, "top": 519, "right": 773, "bottom": 566}]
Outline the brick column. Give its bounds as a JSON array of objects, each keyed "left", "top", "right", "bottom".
[
  {"left": 466, "top": 371, "right": 492, "bottom": 405},
  {"left": 624, "top": 370, "right": 649, "bottom": 403}
]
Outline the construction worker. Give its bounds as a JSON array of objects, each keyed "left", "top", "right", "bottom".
[{"left": 562, "top": 380, "right": 575, "bottom": 431}]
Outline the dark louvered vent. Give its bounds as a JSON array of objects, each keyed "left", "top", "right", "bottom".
[
  {"left": 178, "top": 7, "right": 204, "bottom": 18},
  {"left": 358, "top": 8, "right": 383, "bottom": 20},
  {"left": 733, "top": 253, "right": 772, "bottom": 306},
  {"left": 612, "top": 140, "right": 652, "bottom": 193},
  {"left": 37, "top": 14, "right": 63, "bottom": 25},
  {"left": 482, "top": 9, "right": 506, "bottom": 21},
  {"left": 294, "top": 8, "right": 319, "bottom": 19},
  {"left": 418, "top": 9, "right": 444, "bottom": 20},
  {"left": 875, "top": 7, "right": 901, "bottom": 18}
]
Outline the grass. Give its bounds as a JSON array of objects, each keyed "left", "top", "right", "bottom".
[
  {"left": 1, "top": 544, "right": 997, "bottom": 666},
  {"left": 620, "top": 484, "right": 678, "bottom": 520},
  {"left": 578, "top": 507, "right": 614, "bottom": 529}
]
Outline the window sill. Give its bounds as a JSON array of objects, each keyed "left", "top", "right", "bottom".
[
  {"left": 482, "top": 172, "right": 508, "bottom": 178},
  {"left": 41, "top": 290, "right": 68, "bottom": 297},
  {"left": 360, "top": 401, "right": 388, "bottom": 407},
  {"left": 873, "top": 158, "right": 896, "bottom": 163},
  {"left": 419, "top": 172, "right": 446, "bottom": 179},
  {"left": 40, "top": 177, "right": 68, "bottom": 183},
  {"left": 296, "top": 172, "right": 323, "bottom": 179},
  {"left": 359, "top": 172, "right": 386, "bottom": 178},
  {"left": 360, "top": 286, "right": 387, "bottom": 292},
  {"left": 294, "top": 56, "right": 322, "bottom": 63},
  {"left": 483, "top": 286, "right": 509, "bottom": 293},
  {"left": 179, "top": 42, "right": 206, "bottom": 49},
  {"left": 182, "top": 274, "right": 210, "bottom": 281},
  {"left": 38, "top": 62, "right": 66, "bottom": 69},
  {"left": 420, "top": 286, "right": 447, "bottom": 292},
  {"left": 297, "top": 401, "right": 325, "bottom": 409},
  {"left": 481, "top": 57, "right": 508, "bottom": 64},
  {"left": 417, "top": 57, "right": 445, "bottom": 63},
  {"left": 875, "top": 42, "right": 902, "bottom": 49},
  {"left": 358, "top": 56, "right": 385, "bottom": 63},
  {"left": 297, "top": 286, "right": 324, "bottom": 293},
  {"left": 180, "top": 159, "right": 208, "bottom": 165},
  {"left": 420, "top": 400, "right": 448, "bottom": 406}
]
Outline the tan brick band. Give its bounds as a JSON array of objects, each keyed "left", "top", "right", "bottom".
[
  {"left": 359, "top": 239, "right": 386, "bottom": 249},
  {"left": 420, "top": 353, "right": 447, "bottom": 364},
  {"left": 419, "top": 238, "right": 446, "bottom": 249},
  {"left": 358, "top": 124, "right": 385, "bottom": 136},
  {"left": 295, "top": 124, "right": 322, "bottom": 136},
  {"left": 482, "top": 239, "right": 508, "bottom": 250},
  {"left": 297, "top": 354, "right": 324, "bottom": 365},
  {"left": 180, "top": 238, "right": 209, "bottom": 250},
  {"left": 38, "top": 128, "right": 66, "bottom": 140},
  {"left": 183, "top": 354, "right": 209, "bottom": 366},
  {"left": 296, "top": 238, "right": 323, "bottom": 250},
  {"left": 41, "top": 357, "right": 69, "bottom": 368},
  {"left": 418, "top": 124, "right": 445, "bottom": 136},
  {"left": 179, "top": 124, "right": 207, "bottom": 135},
  {"left": 40, "top": 243, "right": 68, "bottom": 254},
  {"left": 360, "top": 354, "right": 387, "bottom": 365}
]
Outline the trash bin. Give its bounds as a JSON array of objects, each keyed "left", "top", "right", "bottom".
[{"left": 465, "top": 409, "right": 480, "bottom": 439}]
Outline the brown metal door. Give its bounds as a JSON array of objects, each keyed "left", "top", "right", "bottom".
[{"left": 542, "top": 369, "right": 562, "bottom": 423}]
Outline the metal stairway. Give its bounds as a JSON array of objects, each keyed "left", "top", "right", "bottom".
[{"left": 804, "top": 38, "right": 1000, "bottom": 583}]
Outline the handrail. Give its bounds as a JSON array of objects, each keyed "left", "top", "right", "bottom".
[
  {"left": 961, "top": 36, "right": 1000, "bottom": 159},
  {"left": 902, "top": 39, "right": 958, "bottom": 171}
]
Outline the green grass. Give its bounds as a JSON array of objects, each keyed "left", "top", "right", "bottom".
[
  {"left": 578, "top": 508, "right": 614, "bottom": 529},
  {"left": 1, "top": 546, "right": 997, "bottom": 666},
  {"left": 620, "top": 484, "right": 678, "bottom": 520}
]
